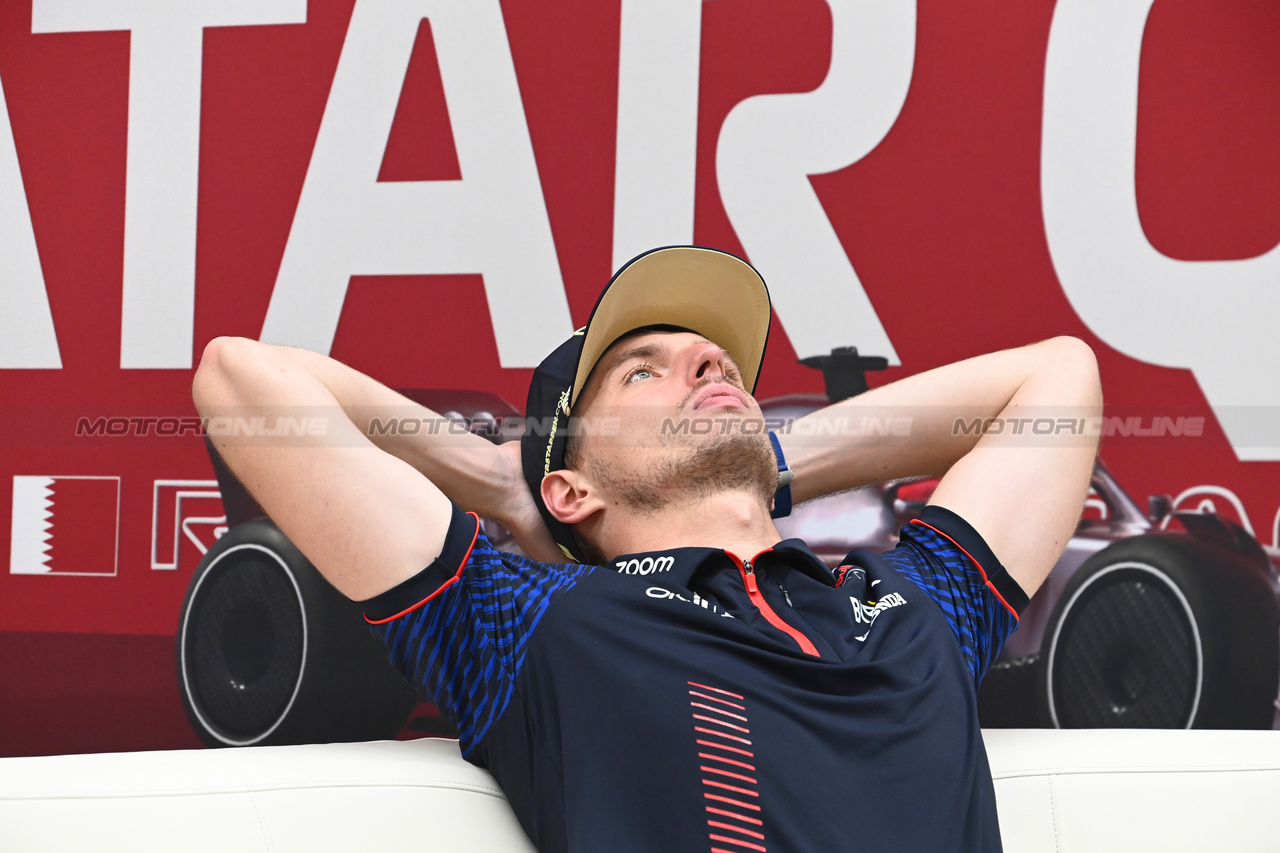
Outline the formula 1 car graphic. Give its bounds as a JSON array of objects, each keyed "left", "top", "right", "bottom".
[{"left": 177, "top": 356, "right": 1280, "bottom": 747}]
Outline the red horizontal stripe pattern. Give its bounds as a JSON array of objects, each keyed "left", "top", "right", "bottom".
[
  {"left": 688, "top": 681, "right": 744, "bottom": 700},
  {"left": 688, "top": 689, "right": 747, "bottom": 710},
  {"left": 690, "top": 683, "right": 766, "bottom": 851},
  {"left": 696, "top": 738, "right": 755, "bottom": 757},
  {"left": 699, "top": 752, "right": 757, "bottom": 771},
  {"left": 694, "top": 726, "right": 753, "bottom": 746},
  {"left": 709, "top": 834, "right": 767, "bottom": 851},
  {"left": 705, "top": 806, "right": 763, "bottom": 826},
  {"left": 691, "top": 701, "right": 749, "bottom": 721},
  {"left": 707, "top": 820, "right": 766, "bottom": 840},
  {"left": 692, "top": 714, "right": 751, "bottom": 733},
  {"left": 701, "top": 766, "right": 758, "bottom": 784}
]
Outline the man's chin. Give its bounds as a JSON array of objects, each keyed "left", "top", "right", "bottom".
[
  {"left": 591, "top": 428, "right": 776, "bottom": 513},
  {"left": 672, "top": 430, "right": 776, "bottom": 503}
]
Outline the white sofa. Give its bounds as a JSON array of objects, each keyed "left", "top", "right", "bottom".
[{"left": 2, "top": 730, "right": 1278, "bottom": 851}]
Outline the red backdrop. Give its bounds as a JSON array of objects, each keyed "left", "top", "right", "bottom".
[{"left": 0, "top": 0, "right": 1275, "bottom": 754}]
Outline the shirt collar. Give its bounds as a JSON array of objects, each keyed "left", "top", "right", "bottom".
[{"left": 606, "top": 538, "right": 835, "bottom": 587}]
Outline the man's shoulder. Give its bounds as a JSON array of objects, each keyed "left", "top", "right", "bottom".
[
  {"left": 895, "top": 505, "right": 1029, "bottom": 617},
  {"left": 362, "top": 502, "right": 594, "bottom": 625}
]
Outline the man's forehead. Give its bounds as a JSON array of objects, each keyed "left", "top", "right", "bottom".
[
  {"left": 598, "top": 329, "right": 730, "bottom": 372},
  {"left": 577, "top": 328, "right": 732, "bottom": 403}
]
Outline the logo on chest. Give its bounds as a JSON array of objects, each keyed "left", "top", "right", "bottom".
[
  {"left": 646, "top": 586, "right": 734, "bottom": 617},
  {"left": 615, "top": 555, "right": 675, "bottom": 575},
  {"left": 850, "top": 591, "right": 907, "bottom": 642}
]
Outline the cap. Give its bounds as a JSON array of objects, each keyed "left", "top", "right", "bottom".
[{"left": 520, "top": 246, "right": 771, "bottom": 562}]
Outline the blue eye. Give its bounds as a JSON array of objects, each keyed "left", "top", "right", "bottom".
[{"left": 626, "top": 365, "right": 655, "bottom": 383}]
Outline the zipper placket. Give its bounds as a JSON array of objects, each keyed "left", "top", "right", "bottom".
[{"left": 731, "top": 553, "right": 821, "bottom": 658}]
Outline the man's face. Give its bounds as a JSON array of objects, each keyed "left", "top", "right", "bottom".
[{"left": 568, "top": 330, "right": 776, "bottom": 512}]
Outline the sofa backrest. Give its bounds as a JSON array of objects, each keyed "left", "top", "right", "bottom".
[
  {"left": 0, "top": 738, "right": 534, "bottom": 852},
  {"left": 2, "top": 730, "right": 1279, "bottom": 851}
]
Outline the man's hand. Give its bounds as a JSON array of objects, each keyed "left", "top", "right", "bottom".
[
  {"left": 352, "top": 403, "right": 562, "bottom": 562},
  {"left": 484, "top": 442, "right": 567, "bottom": 563}
]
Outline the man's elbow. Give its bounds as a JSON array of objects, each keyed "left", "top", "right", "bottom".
[
  {"left": 1040, "top": 334, "right": 1097, "bottom": 365},
  {"left": 1039, "top": 335, "right": 1102, "bottom": 407},
  {"left": 192, "top": 336, "right": 260, "bottom": 415}
]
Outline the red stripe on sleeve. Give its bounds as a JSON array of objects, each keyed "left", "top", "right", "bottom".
[
  {"left": 909, "top": 519, "right": 1019, "bottom": 620},
  {"left": 364, "top": 512, "right": 480, "bottom": 625}
]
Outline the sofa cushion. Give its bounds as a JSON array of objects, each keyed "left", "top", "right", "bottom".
[
  {"left": 986, "top": 728, "right": 1280, "bottom": 853},
  {"left": 4, "top": 730, "right": 1280, "bottom": 851},
  {"left": 0, "top": 738, "right": 533, "bottom": 852}
]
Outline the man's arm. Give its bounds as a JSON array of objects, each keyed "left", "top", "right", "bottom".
[
  {"left": 777, "top": 336, "right": 1102, "bottom": 596},
  {"left": 192, "top": 337, "right": 559, "bottom": 600}
]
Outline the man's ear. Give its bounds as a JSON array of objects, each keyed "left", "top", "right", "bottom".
[{"left": 541, "top": 468, "right": 604, "bottom": 525}]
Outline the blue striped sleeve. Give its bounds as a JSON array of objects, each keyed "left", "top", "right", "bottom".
[
  {"left": 362, "top": 503, "right": 592, "bottom": 755},
  {"left": 881, "top": 505, "right": 1029, "bottom": 684}
]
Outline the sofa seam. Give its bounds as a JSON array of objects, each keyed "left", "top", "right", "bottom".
[
  {"left": 249, "top": 791, "right": 273, "bottom": 853},
  {"left": 1050, "top": 775, "right": 1062, "bottom": 853}
]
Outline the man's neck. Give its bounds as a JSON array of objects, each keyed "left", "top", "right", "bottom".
[{"left": 592, "top": 490, "right": 782, "bottom": 562}]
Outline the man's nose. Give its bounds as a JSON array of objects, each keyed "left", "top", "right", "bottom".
[{"left": 685, "top": 341, "right": 727, "bottom": 385}]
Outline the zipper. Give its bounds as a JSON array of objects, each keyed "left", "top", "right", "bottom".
[{"left": 731, "top": 554, "right": 821, "bottom": 658}]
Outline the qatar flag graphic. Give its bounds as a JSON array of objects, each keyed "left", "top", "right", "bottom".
[{"left": 9, "top": 476, "right": 120, "bottom": 576}]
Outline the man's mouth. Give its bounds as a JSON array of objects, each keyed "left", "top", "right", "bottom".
[{"left": 689, "top": 383, "right": 749, "bottom": 412}]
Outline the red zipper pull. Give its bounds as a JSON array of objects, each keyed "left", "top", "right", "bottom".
[{"left": 742, "top": 559, "right": 759, "bottom": 593}]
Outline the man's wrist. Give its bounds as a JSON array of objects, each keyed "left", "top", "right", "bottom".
[{"left": 769, "top": 432, "right": 793, "bottom": 519}]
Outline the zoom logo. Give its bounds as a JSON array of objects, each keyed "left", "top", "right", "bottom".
[{"left": 614, "top": 555, "right": 675, "bottom": 575}]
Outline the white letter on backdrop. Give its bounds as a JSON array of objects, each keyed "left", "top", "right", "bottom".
[
  {"left": 1043, "top": 0, "right": 1280, "bottom": 460},
  {"left": 0, "top": 71, "right": 60, "bottom": 368},
  {"left": 612, "top": 0, "right": 702, "bottom": 270},
  {"left": 260, "top": 0, "right": 572, "bottom": 366},
  {"left": 716, "top": 0, "right": 914, "bottom": 363},
  {"left": 32, "top": 0, "right": 308, "bottom": 369}
]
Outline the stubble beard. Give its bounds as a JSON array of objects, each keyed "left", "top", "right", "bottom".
[{"left": 589, "top": 428, "right": 777, "bottom": 515}]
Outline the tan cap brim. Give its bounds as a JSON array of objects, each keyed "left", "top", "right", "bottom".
[{"left": 571, "top": 247, "right": 771, "bottom": 409}]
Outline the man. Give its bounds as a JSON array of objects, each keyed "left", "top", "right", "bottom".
[{"left": 194, "top": 246, "right": 1101, "bottom": 851}]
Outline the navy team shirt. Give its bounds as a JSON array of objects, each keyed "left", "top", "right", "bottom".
[{"left": 364, "top": 504, "right": 1028, "bottom": 853}]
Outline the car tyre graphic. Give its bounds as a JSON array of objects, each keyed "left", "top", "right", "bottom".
[
  {"left": 1042, "top": 535, "right": 1278, "bottom": 729},
  {"left": 177, "top": 520, "right": 419, "bottom": 747}
]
